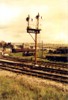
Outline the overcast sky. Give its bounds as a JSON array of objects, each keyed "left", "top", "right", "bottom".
[{"left": 0, "top": 0, "right": 68, "bottom": 44}]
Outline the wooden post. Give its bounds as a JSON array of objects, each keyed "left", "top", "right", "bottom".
[{"left": 35, "top": 13, "right": 39, "bottom": 64}]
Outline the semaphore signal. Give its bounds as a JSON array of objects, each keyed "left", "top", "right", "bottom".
[{"left": 26, "top": 13, "right": 42, "bottom": 64}]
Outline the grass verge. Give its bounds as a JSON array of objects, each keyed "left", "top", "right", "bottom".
[{"left": 0, "top": 70, "right": 68, "bottom": 100}]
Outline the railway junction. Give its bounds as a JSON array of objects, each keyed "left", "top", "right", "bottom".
[
  {"left": 0, "top": 56, "right": 68, "bottom": 84},
  {"left": 0, "top": 13, "right": 68, "bottom": 84}
]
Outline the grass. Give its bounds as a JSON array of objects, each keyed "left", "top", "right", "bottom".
[
  {"left": 10, "top": 52, "right": 23, "bottom": 58},
  {"left": 10, "top": 52, "right": 68, "bottom": 64},
  {"left": 11, "top": 52, "right": 34, "bottom": 60},
  {"left": 0, "top": 70, "right": 68, "bottom": 100}
]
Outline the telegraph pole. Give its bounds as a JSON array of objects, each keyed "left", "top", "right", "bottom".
[
  {"left": 41, "top": 41, "right": 43, "bottom": 58},
  {"left": 26, "top": 13, "right": 41, "bottom": 64},
  {"left": 35, "top": 31, "right": 37, "bottom": 64}
]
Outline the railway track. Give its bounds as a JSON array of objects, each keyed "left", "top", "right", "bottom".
[
  {"left": 0, "top": 56, "right": 68, "bottom": 69},
  {"left": 0, "top": 58, "right": 68, "bottom": 84}
]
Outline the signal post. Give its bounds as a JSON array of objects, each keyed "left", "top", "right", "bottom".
[{"left": 26, "top": 13, "right": 41, "bottom": 64}]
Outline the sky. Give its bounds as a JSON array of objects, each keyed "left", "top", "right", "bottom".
[{"left": 0, "top": 0, "right": 68, "bottom": 44}]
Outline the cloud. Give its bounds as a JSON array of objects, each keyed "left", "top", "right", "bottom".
[{"left": 0, "top": 0, "right": 68, "bottom": 44}]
